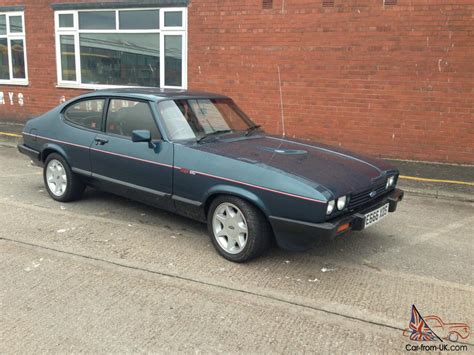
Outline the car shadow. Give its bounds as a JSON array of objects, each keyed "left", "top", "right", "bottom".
[
  {"left": 81, "top": 187, "right": 206, "bottom": 231},
  {"left": 78, "top": 187, "right": 394, "bottom": 268}
]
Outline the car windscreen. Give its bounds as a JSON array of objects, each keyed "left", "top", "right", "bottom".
[{"left": 157, "top": 98, "right": 255, "bottom": 141}]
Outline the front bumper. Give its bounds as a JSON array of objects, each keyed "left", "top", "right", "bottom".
[{"left": 269, "top": 188, "right": 404, "bottom": 251}]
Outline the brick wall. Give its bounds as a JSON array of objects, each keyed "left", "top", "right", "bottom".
[
  {"left": 0, "top": 0, "right": 473, "bottom": 163},
  {"left": 0, "top": 0, "right": 89, "bottom": 121}
]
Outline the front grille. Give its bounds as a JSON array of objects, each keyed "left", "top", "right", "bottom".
[{"left": 348, "top": 182, "right": 389, "bottom": 211}]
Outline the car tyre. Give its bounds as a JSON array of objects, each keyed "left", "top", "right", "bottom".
[
  {"left": 43, "top": 153, "right": 84, "bottom": 202},
  {"left": 207, "top": 196, "right": 272, "bottom": 262}
]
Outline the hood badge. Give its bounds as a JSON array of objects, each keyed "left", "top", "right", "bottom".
[{"left": 369, "top": 191, "right": 377, "bottom": 198}]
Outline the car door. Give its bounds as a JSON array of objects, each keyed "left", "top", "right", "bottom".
[{"left": 90, "top": 98, "right": 174, "bottom": 210}]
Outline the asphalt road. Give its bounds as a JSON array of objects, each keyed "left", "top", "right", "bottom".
[{"left": 0, "top": 144, "right": 473, "bottom": 353}]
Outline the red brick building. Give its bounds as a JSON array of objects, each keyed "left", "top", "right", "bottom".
[{"left": 0, "top": 0, "right": 472, "bottom": 163}]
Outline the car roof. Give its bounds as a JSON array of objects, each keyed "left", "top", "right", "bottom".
[{"left": 79, "top": 88, "right": 230, "bottom": 102}]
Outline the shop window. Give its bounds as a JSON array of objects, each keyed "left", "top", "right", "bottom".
[
  {"left": 164, "top": 35, "right": 182, "bottom": 87},
  {"left": 79, "top": 11, "right": 115, "bottom": 30},
  {"left": 164, "top": 12, "right": 182, "bottom": 27},
  {"left": 79, "top": 33, "right": 160, "bottom": 86},
  {"left": 119, "top": 10, "right": 159, "bottom": 30},
  {"left": 55, "top": 8, "right": 187, "bottom": 89},
  {"left": 0, "top": 12, "right": 28, "bottom": 85},
  {"left": 59, "top": 14, "right": 74, "bottom": 28},
  {"left": 60, "top": 35, "right": 76, "bottom": 81}
]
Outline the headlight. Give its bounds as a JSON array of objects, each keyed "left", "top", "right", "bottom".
[
  {"left": 337, "top": 195, "right": 347, "bottom": 210},
  {"left": 386, "top": 176, "right": 395, "bottom": 189},
  {"left": 326, "top": 200, "right": 335, "bottom": 215}
]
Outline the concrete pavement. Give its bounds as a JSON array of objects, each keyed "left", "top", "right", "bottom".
[{"left": 0, "top": 144, "right": 473, "bottom": 352}]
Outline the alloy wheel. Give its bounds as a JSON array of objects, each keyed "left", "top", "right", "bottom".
[
  {"left": 46, "top": 159, "right": 68, "bottom": 197},
  {"left": 212, "top": 202, "right": 248, "bottom": 254}
]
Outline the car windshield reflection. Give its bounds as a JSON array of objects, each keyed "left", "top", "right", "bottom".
[{"left": 157, "top": 98, "right": 258, "bottom": 142}]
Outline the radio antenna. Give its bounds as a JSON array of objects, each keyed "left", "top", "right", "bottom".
[{"left": 277, "top": 65, "right": 286, "bottom": 137}]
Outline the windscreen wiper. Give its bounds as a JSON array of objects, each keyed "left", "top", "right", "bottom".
[
  {"left": 197, "top": 130, "right": 232, "bottom": 143},
  {"left": 245, "top": 125, "right": 262, "bottom": 136}
]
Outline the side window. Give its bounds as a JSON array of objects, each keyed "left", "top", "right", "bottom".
[
  {"left": 106, "top": 99, "right": 161, "bottom": 139},
  {"left": 64, "top": 99, "right": 104, "bottom": 130}
]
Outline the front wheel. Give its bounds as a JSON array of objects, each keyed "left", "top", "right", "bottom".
[
  {"left": 43, "top": 153, "right": 84, "bottom": 202},
  {"left": 207, "top": 196, "right": 272, "bottom": 262},
  {"left": 448, "top": 332, "right": 459, "bottom": 342}
]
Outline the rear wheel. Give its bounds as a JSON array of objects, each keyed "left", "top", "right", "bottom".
[
  {"left": 207, "top": 196, "right": 271, "bottom": 262},
  {"left": 43, "top": 153, "right": 84, "bottom": 202}
]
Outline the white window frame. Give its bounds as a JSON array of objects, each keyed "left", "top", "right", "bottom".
[
  {"left": 0, "top": 11, "right": 28, "bottom": 86},
  {"left": 54, "top": 7, "right": 187, "bottom": 90}
]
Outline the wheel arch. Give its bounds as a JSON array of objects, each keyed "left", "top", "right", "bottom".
[
  {"left": 203, "top": 184, "right": 271, "bottom": 220},
  {"left": 40, "top": 143, "right": 69, "bottom": 163}
]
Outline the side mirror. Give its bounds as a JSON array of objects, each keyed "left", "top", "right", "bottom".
[{"left": 132, "top": 130, "right": 151, "bottom": 143}]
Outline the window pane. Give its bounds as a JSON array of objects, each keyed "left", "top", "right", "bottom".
[
  {"left": 59, "top": 14, "right": 74, "bottom": 28},
  {"left": 164, "top": 35, "right": 182, "bottom": 87},
  {"left": 119, "top": 10, "right": 159, "bottom": 30},
  {"left": 157, "top": 100, "right": 195, "bottom": 140},
  {"left": 11, "top": 39, "right": 25, "bottom": 79},
  {"left": 60, "top": 35, "right": 76, "bottom": 81},
  {"left": 65, "top": 99, "right": 104, "bottom": 130},
  {"left": 164, "top": 11, "right": 182, "bottom": 27},
  {"left": 107, "top": 100, "right": 160, "bottom": 139},
  {"left": 80, "top": 33, "right": 160, "bottom": 86},
  {"left": 0, "top": 38, "right": 10, "bottom": 79},
  {"left": 79, "top": 11, "right": 115, "bottom": 30},
  {"left": 0, "top": 15, "right": 6, "bottom": 35},
  {"left": 9, "top": 16, "right": 22, "bottom": 33}
]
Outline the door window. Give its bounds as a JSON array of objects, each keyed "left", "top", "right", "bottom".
[
  {"left": 106, "top": 99, "right": 161, "bottom": 139},
  {"left": 64, "top": 98, "right": 104, "bottom": 130}
]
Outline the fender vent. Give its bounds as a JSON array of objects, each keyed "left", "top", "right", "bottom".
[
  {"left": 262, "top": 0, "right": 273, "bottom": 9},
  {"left": 322, "top": 0, "right": 335, "bottom": 7}
]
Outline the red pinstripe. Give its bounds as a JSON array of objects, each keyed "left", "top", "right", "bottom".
[{"left": 192, "top": 170, "right": 325, "bottom": 203}]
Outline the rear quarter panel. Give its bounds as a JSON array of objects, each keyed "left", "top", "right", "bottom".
[{"left": 22, "top": 105, "right": 96, "bottom": 172}]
